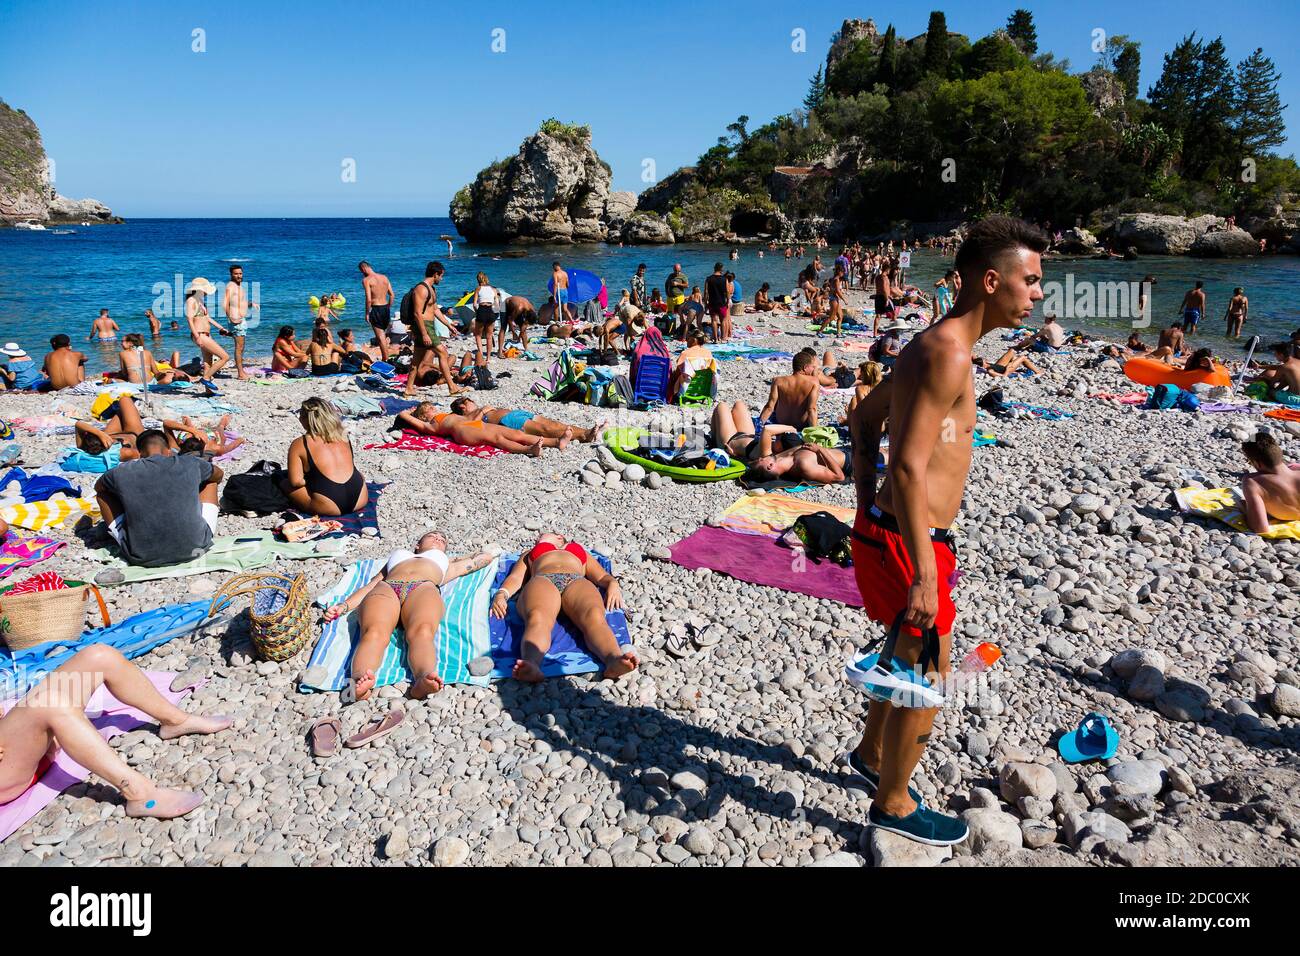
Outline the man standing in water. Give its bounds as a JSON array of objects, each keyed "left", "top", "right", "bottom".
[
  {"left": 359, "top": 261, "right": 396, "bottom": 362},
  {"left": 846, "top": 216, "right": 1048, "bottom": 845},
  {"left": 1225, "top": 286, "right": 1248, "bottom": 340},
  {"left": 223, "top": 264, "right": 258, "bottom": 380},
  {"left": 1180, "top": 280, "right": 1206, "bottom": 335}
]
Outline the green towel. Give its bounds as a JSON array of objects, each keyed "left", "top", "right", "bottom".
[
  {"left": 801, "top": 426, "right": 841, "bottom": 448},
  {"left": 90, "top": 531, "right": 343, "bottom": 585}
]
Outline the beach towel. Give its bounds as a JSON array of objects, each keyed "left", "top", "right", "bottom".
[
  {"left": 487, "top": 553, "right": 632, "bottom": 681},
  {"left": 155, "top": 397, "right": 242, "bottom": 418},
  {"left": 1174, "top": 486, "right": 1300, "bottom": 541},
  {"left": 0, "top": 467, "right": 78, "bottom": 503},
  {"left": 1091, "top": 391, "right": 1148, "bottom": 405},
  {"left": 1198, "top": 403, "right": 1252, "bottom": 414},
  {"left": 213, "top": 431, "right": 245, "bottom": 463},
  {"left": 87, "top": 531, "right": 342, "bottom": 585},
  {"left": 0, "top": 497, "right": 99, "bottom": 532},
  {"left": 719, "top": 493, "right": 855, "bottom": 538},
  {"left": 9, "top": 415, "right": 80, "bottom": 436},
  {"left": 65, "top": 380, "right": 142, "bottom": 397},
  {"left": 1264, "top": 408, "right": 1300, "bottom": 422},
  {"left": 1007, "top": 402, "right": 1073, "bottom": 420},
  {"left": 973, "top": 429, "right": 998, "bottom": 447},
  {"left": 300, "top": 556, "right": 496, "bottom": 692},
  {"left": 378, "top": 398, "right": 421, "bottom": 416},
  {"left": 0, "top": 532, "right": 64, "bottom": 580},
  {"left": 667, "top": 525, "right": 862, "bottom": 606},
  {"left": 363, "top": 430, "right": 504, "bottom": 459},
  {"left": 0, "top": 601, "right": 213, "bottom": 699},
  {"left": 0, "top": 671, "right": 196, "bottom": 843},
  {"left": 329, "top": 395, "right": 385, "bottom": 418},
  {"left": 57, "top": 446, "right": 121, "bottom": 474}
]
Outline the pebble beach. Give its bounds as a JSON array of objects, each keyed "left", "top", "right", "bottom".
[{"left": 2, "top": 284, "right": 1299, "bottom": 869}]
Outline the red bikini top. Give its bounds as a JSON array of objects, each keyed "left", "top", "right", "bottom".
[{"left": 527, "top": 540, "right": 588, "bottom": 566}]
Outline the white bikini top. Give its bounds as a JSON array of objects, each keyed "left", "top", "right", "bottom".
[{"left": 384, "top": 548, "right": 449, "bottom": 577}]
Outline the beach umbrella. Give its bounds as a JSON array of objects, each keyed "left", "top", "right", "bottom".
[{"left": 548, "top": 268, "right": 603, "bottom": 304}]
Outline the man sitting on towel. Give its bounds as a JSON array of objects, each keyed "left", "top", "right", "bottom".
[
  {"left": 759, "top": 351, "right": 821, "bottom": 429},
  {"left": 94, "top": 429, "right": 224, "bottom": 566},
  {"left": 1016, "top": 313, "right": 1065, "bottom": 353},
  {"left": 1241, "top": 432, "right": 1300, "bottom": 534}
]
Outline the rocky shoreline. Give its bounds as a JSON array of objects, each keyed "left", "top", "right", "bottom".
[{"left": 1, "top": 288, "right": 1298, "bottom": 867}]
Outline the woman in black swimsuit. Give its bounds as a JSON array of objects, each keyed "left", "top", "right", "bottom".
[
  {"left": 711, "top": 400, "right": 802, "bottom": 463},
  {"left": 309, "top": 325, "right": 346, "bottom": 376},
  {"left": 281, "top": 397, "right": 368, "bottom": 515}
]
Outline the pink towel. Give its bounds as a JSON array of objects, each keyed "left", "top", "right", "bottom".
[
  {"left": 364, "top": 430, "right": 504, "bottom": 459},
  {"left": 0, "top": 671, "right": 196, "bottom": 843},
  {"left": 0, "top": 533, "right": 64, "bottom": 580}
]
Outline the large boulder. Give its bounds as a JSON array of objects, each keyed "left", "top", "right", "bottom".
[
  {"left": 636, "top": 167, "right": 700, "bottom": 215},
  {"left": 602, "top": 191, "right": 637, "bottom": 233},
  {"left": 1080, "top": 67, "right": 1126, "bottom": 115},
  {"left": 450, "top": 122, "right": 616, "bottom": 244},
  {"left": 620, "top": 213, "right": 674, "bottom": 244},
  {"left": 1189, "top": 227, "right": 1259, "bottom": 257},
  {"left": 47, "top": 194, "right": 120, "bottom": 224},
  {"left": 1106, "top": 213, "right": 1224, "bottom": 256},
  {"left": 1055, "top": 227, "right": 1101, "bottom": 255}
]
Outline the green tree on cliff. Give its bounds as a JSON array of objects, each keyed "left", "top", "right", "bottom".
[
  {"left": 1006, "top": 9, "right": 1038, "bottom": 57},
  {"left": 1233, "top": 48, "right": 1287, "bottom": 155},
  {"left": 875, "top": 25, "right": 899, "bottom": 91},
  {"left": 803, "top": 66, "right": 826, "bottom": 111},
  {"left": 923, "top": 11, "right": 950, "bottom": 77}
]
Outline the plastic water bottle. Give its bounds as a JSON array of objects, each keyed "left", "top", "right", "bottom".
[{"left": 959, "top": 642, "right": 1002, "bottom": 673}]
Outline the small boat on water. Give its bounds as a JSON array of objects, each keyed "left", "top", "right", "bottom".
[{"left": 14, "top": 220, "right": 46, "bottom": 231}]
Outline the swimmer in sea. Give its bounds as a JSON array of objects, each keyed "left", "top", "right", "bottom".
[{"left": 89, "top": 309, "right": 119, "bottom": 342}]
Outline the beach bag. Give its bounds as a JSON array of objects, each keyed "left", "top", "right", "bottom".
[
  {"left": 834, "top": 367, "right": 856, "bottom": 389},
  {"left": 207, "top": 572, "right": 313, "bottom": 662},
  {"left": 978, "top": 387, "right": 1009, "bottom": 416},
  {"left": 1147, "top": 383, "right": 1183, "bottom": 410},
  {"left": 399, "top": 279, "right": 434, "bottom": 330},
  {"left": 471, "top": 366, "right": 497, "bottom": 390},
  {"left": 221, "top": 462, "right": 291, "bottom": 515},
  {"left": 0, "top": 578, "right": 110, "bottom": 651},
  {"left": 1176, "top": 390, "right": 1201, "bottom": 412},
  {"left": 786, "top": 512, "right": 854, "bottom": 566},
  {"left": 530, "top": 348, "right": 583, "bottom": 401}
]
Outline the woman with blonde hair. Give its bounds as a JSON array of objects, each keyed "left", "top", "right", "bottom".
[
  {"left": 471, "top": 271, "right": 499, "bottom": 364},
  {"left": 280, "top": 397, "right": 368, "bottom": 515},
  {"left": 846, "top": 360, "right": 884, "bottom": 417}
]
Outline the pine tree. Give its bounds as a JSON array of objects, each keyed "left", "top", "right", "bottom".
[
  {"left": 1149, "top": 34, "right": 1202, "bottom": 155},
  {"left": 1114, "top": 40, "right": 1141, "bottom": 101},
  {"left": 876, "top": 24, "right": 898, "bottom": 90},
  {"left": 1006, "top": 9, "right": 1038, "bottom": 57},
  {"left": 803, "top": 65, "right": 826, "bottom": 111},
  {"left": 1234, "top": 48, "right": 1287, "bottom": 154},
  {"left": 923, "top": 11, "right": 949, "bottom": 76},
  {"left": 1183, "top": 36, "right": 1237, "bottom": 178}
]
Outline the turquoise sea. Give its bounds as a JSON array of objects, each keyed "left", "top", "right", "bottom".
[{"left": 1, "top": 217, "right": 1297, "bottom": 372}]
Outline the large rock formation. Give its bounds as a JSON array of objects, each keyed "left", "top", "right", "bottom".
[
  {"left": 1104, "top": 213, "right": 1225, "bottom": 256},
  {"left": 1079, "top": 67, "right": 1126, "bottom": 116},
  {"left": 451, "top": 123, "right": 628, "bottom": 244},
  {"left": 1189, "top": 227, "right": 1259, "bottom": 257},
  {"left": 0, "top": 99, "right": 119, "bottom": 225}
]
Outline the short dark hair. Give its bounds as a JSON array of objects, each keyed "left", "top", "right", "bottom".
[
  {"left": 137, "top": 429, "right": 169, "bottom": 456},
  {"left": 449, "top": 397, "right": 471, "bottom": 415},
  {"left": 1195, "top": 280, "right": 1204, "bottom": 289},
  {"left": 793, "top": 352, "right": 815, "bottom": 372},
  {"left": 340, "top": 328, "right": 353, "bottom": 339},
  {"left": 279, "top": 325, "right": 295, "bottom": 338},
  {"left": 358, "top": 260, "right": 370, "bottom": 270},
  {"left": 229, "top": 263, "right": 241, "bottom": 273},
  {"left": 50, "top": 334, "right": 70, "bottom": 348},
  {"left": 713, "top": 262, "right": 723, "bottom": 272},
  {"left": 425, "top": 261, "right": 444, "bottom": 278},
  {"left": 1243, "top": 431, "right": 1283, "bottom": 468},
  {"left": 953, "top": 216, "right": 1049, "bottom": 281},
  {"left": 637, "top": 263, "right": 646, "bottom": 270}
]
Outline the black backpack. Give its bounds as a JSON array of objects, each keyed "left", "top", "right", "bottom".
[
  {"left": 471, "top": 365, "right": 497, "bottom": 390},
  {"left": 400, "top": 280, "right": 433, "bottom": 328},
  {"left": 789, "top": 511, "right": 854, "bottom": 566},
  {"left": 834, "top": 366, "right": 856, "bottom": 389}
]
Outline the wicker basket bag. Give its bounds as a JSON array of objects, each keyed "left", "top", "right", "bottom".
[
  {"left": 207, "top": 572, "right": 314, "bottom": 662},
  {"left": 0, "top": 580, "right": 111, "bottom": 652}
]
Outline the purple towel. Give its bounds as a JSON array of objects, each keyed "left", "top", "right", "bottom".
[
  {"left": 1198, "top": 403, "right": 1252, "bottom": 414},
  {"left": 667, "top": 525, "right": 863, "bottom": 607}
]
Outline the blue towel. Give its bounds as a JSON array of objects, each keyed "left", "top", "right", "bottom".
[
  {"left": 0, "top": 467, "right": 79, "bottom": 501},
  {"left": 57, "top": 445, "right": 122, "bottom": 474},
  {"left": 379, "top": 397, "right": 421, "bottom": 415},
  {"left": 0, "top": 601, "right": 212, "bottom": 698},
  {"left": 300, "top": 556, "right": 496, "bottom": 692}
]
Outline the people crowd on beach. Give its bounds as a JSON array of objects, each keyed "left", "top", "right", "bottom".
[{"left": 2, "top": 221, "right": 1298, "bottom": 847}]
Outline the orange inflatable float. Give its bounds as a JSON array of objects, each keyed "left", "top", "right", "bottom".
[{"left": 1123, "top": 357, "right": 1232, "bottom": 389}]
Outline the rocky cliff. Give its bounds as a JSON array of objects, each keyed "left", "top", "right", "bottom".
[
  {"left": 0, "top": 99, "right": 120, "bottom": 225},
  {"left": 450, "top": 121, "right": 643, "bottom": 244}
]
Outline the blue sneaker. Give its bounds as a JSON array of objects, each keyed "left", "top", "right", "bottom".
[
  {"left": 845, "top": 652, "right": 946, "bottom": 709},
  {"left": 868, "top": 802, "right": 968, "bottom": 847},
  {"left": 843, "top": 751, "right": 925, "bottom": 806}
]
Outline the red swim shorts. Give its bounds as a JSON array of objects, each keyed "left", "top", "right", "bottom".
[{"left": 851, "top": 511, "right": 958, "bottom": 637}]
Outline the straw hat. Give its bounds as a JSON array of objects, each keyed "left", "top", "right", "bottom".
[
  {"left": 1, "top": 342, "right": 28, "bottom": 358},
  {"left": 187, "top": 277, "right": 216, "bottom": 295}
]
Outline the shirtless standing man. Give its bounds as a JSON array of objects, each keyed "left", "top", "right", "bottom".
[
  {"left": 845, "top": 216, "right": 1048, "bottom": 846},
  {"left": 873, "top": 262, "right": 894, "bottom": 335},
  {"left": 360, "top": 261, "right": 396, "bottom": 362},
  {"left": 1225, "top": 287, "right": 1248, "bottom": 340},
  {"left": 223, "top": 264, "right": 257, "bottom": 380},
  {"left": 89, "top": 309, "right": 119, "bottom": 342},
  {"left": 1180, "top": 280, "right": 1206, "bottom": 335},
  {"left": 42, "top": 334, "right": 87, "bottom": 390},
  {"left": 185, "top": 278, "right": 229, "bottom": 378},
  {"left": 551, "top": 261, "right": 570, "bottom": 324},
  {"left": 145, "top": 309, "right": 162, "bottom": 337},
  {"left": 403, "top": 261, "right": 463, "bottom": 399},
  {"left": 502, "top": 295, "right": 536, "bottom": 354},
  {"left": 759, "top": 352, "right": 821, "bottom": 428}
]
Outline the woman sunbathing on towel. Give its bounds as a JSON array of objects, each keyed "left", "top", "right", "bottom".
[
  {"left": 449, "top": 397, "right": 605, "bottom": 443},
  {"left": 490, "top": 533, "right": 637, "bottom": 683},
  {"left": 322, "top": 531, "right": 495, "bottom": 702},
  {"left": 746, "top": 440, "right": 853, "bottom": 486},
  {"left": 711, "top": 399, "right": 801, "bottom": 463},
  {"left": 972, "top": 348, "right": 1042, "bottom": 378},
  {"left": 73, "top": 393, "right": 148, "bottom": 462},
  {"left": 164, "top": 415, "right": 245, "bottom": 458},
  {"left": 394, "top": 402, "right": 555, "bottom": 456},
  {"left": 0, "top": 645, "right": 230, "bottom": 819}
]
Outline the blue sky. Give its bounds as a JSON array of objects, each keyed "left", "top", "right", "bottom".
[{"left": 1, "top": 0, "right": 1296, "bottom": 217}]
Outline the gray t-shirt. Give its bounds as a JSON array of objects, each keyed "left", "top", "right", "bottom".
[{"left": 101, "top": 454, "right": 214, "bottom": 566}]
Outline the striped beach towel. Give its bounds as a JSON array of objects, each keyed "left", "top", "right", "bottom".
[
  {"left": 720, "top": 493, "right": 855, "bottom": 538},
  {"left": 299, "top": 556, "right": 497, "bottom": 692},
  {"left": 0, "top": 497, "right": 99, "bottom": 531}
]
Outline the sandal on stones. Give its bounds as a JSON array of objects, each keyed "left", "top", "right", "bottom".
[{"left": 345, "top": 707, "right": 405, "bottom": 749}]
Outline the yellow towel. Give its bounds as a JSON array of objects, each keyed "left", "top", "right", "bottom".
[
  {"left": 719, "top": 492, "right": 854, "bottom": 537},
  {"left": 1174, "top": 487, "right": 1300, "bottom": 541},
  {"left": 1, "top": 497, "right": 100, "bottom": 531}
]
